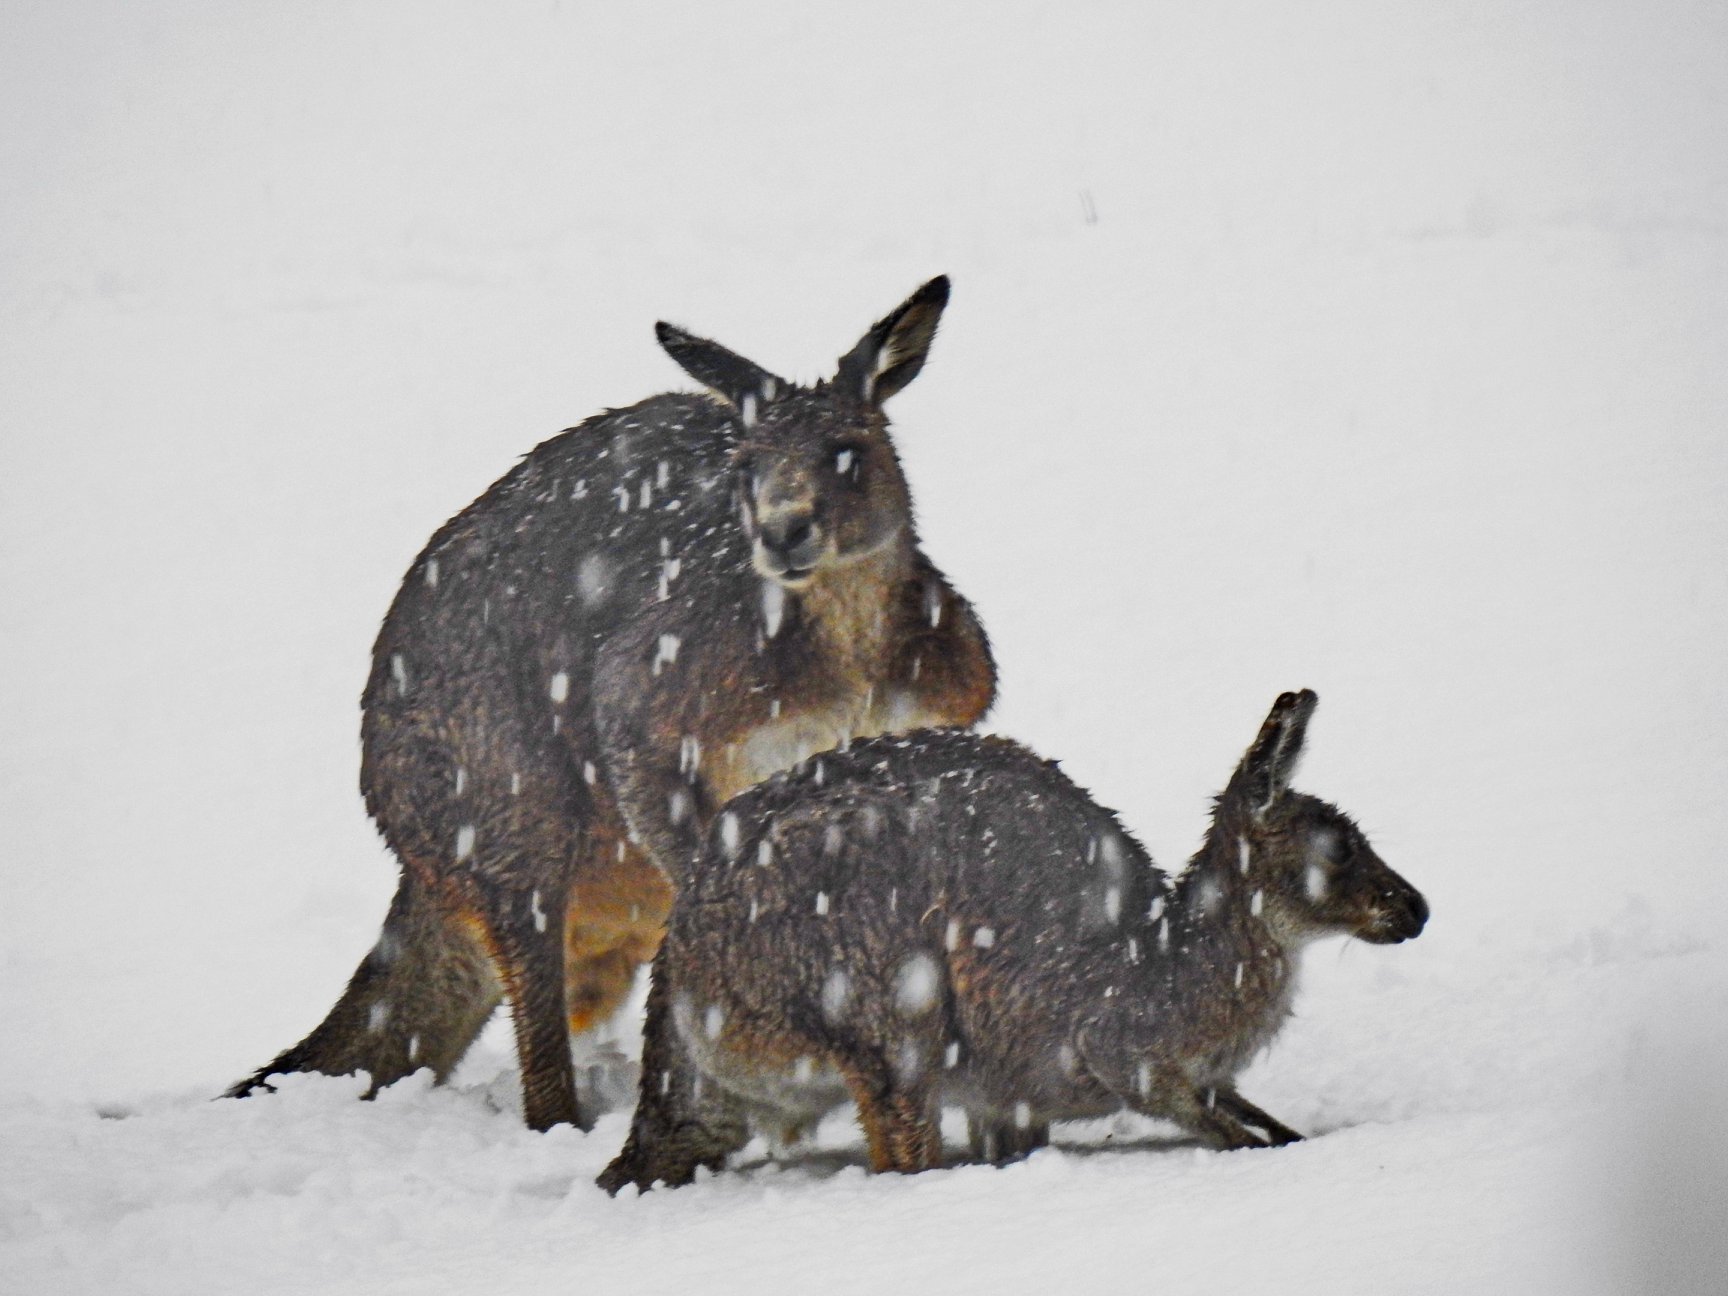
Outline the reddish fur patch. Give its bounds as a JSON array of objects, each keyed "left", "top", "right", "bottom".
[{"left": 562, "top": 832, "right": 674, "bottom": 1033}]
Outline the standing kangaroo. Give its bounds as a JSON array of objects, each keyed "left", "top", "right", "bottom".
[
  {"left": 599, "top": 691, "right": 1428, "bottom": 1191},
  {"left": 228, "top": 277, "right": 996, "bottom": 1131}
]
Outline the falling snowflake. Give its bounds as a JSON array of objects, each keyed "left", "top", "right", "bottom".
[
  {"left": 761, "top": 580, "right": 786, "bottom": 637},
  {"left": 895, "top": 953, "right": 940, "bottom": 1014},
  {"left": 820, "top": 968, "right": 851, "bottom": 1021}
]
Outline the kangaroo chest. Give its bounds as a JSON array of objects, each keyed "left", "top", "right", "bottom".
[
  {"left": 702, "top": 683, "right": 947, "bottom": 808},
  {"left": 695, "top": 559, "right": 945, "bottom": 806}
]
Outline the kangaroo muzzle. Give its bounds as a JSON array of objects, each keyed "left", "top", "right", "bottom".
[
  {"left": 754, "top": 507, "right": 824, "bottom": 582},
  {"left": 1361, "top": 878, "right": 1429, "bottom": 944}
]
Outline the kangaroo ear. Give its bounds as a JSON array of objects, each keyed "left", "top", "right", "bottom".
[
  {"left": 1235, "top": 690, "right": 1319, "bottom": 820},
  {"left": 656, "top": 322, "right": 787, "bottom": 420},
  {"left": 834, "top": 275, "right": 950, "bottom": 407}
]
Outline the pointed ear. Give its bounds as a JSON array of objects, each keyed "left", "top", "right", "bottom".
[
  {"left": 1234, "top": 690, "right": 1318, "bottom": 820},
  {"left": 656, "top": 322, "right": 787, "bottom": 418},
  {"left": 834, "top": 275, "right": 950, "bottom": 407}
]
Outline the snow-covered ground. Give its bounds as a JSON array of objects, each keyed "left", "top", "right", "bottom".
[{"left": 3, "top": 2, "right": 1725, "bottom": 1292}]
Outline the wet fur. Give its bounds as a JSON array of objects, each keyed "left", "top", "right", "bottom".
[
  {"left": 600, "top": 694, "right": 1428, "bottom": 1190},
  {"left": 228, "top": 280, "right": 995, "bottom": 1131}
]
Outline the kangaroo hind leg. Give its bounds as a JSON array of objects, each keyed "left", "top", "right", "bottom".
[
  {"left": 841, "top": 1049, "right": 943, "bottom": 1175},
  {"left": 226, "top": 869, "right": 501, "bottom": 1100},
  {"left": 598, "top": 969, "right": 750, "bottom": 1194},
  {"left": 471, "top": 874, "right": 588, "bottom": 1132}
]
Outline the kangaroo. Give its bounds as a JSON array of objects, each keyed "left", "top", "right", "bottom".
[
  {"left": 598, "top": 690, "right": 1428, "bottom": 1191},
  {"left": 227, "top": 277, "right": 996, "bottom": 1132}
]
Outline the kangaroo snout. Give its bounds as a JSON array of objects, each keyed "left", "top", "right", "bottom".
[
  {"left": 1363, "top": 880, "right": 1429, "bottom": 944},
  {"left": 755, "top": 509, "right": 824, "bottom": 581}
]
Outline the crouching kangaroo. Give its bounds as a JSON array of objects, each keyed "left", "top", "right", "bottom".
[
  {"left": 599, "top": 690, "right": 1428, "bottom": 1191},
  {"left": 227, "top": 277, "right": 996, "bottom": 1131}
]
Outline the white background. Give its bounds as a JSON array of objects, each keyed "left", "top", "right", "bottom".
[{"left": 3, "top": 2, "right": 1725, "bottom": 1292}]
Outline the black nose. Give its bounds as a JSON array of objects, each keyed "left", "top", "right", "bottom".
[
  {"left": 760, "top": 513, "right": 820, "bottom": 572},
  {"left": 1398, "top": 888, "right": 1430, "bottom": 937},
  {"left": 763, "top": 514, "right": 813, "bottom": 554}
]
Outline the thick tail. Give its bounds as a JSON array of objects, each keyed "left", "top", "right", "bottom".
[{"left": 225, "top": 870, "right": 502, "bottom": 1100}]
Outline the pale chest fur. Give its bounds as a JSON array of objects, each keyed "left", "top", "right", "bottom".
[
  {"left": 700, "top": 553, "right": 941, "bottom": 806},
  {"left": 702, "top": 685, "right": 949, "bottom": 807}
]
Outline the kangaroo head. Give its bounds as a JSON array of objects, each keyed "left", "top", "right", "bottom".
[
  {"left": 1225, "top": 690, "right": 1429, "bottom": 946},
  {"left": 657, "top": 277, "right": 949, "bottom": 590}
]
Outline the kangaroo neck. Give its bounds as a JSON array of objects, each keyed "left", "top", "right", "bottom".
[
  {"left": 1154, "top": 847, "right": 1300, "bottom": 1035},
  {"left": 774, "top": 533, "right": 915, "bottom": 677}
]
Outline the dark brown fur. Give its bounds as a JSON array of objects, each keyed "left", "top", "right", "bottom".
[
  {"left": 599, "top": 691, "right": 1428, "bottom": 1191},
  {"left": 227, "top": 278, "right": 995, "bottom": 1131}
]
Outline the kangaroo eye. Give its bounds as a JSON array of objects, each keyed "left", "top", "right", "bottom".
[
  {"left": 833, "top": 445, "right": 863, "bottom": 479},
  {"left": 1316, "top": 832, "right": 1351, "bottom": 866}
]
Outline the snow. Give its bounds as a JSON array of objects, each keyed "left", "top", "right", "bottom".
[
  {"left": 577, "top": 552, "right": 614, "bottom": 606},
  {"left": 896, "top": 954, "right": 941, "bottom": 1014},
  {"left": 3, "top": 0, "right": 1726, "bottom": 1293},
  {"left": 761, "top": 578, "right": 787, "bottom": 637},
  {"left": 821, "top": 969, "right": 851, "bottom": 1021}
]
